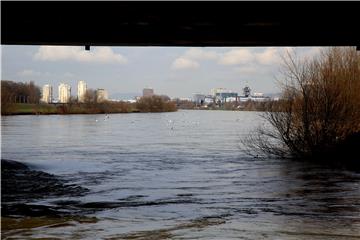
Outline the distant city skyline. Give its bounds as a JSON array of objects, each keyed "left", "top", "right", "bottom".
[
  {"left": 1, "top": 45, "right": 323, "bottom": 99},
  {"left": 40, "top": 80, "right": 108, "bottom": 103}
]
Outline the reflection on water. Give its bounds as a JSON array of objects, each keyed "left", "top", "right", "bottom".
[{"left": 1, "top": 110, "right": 360, "bottom": 239}]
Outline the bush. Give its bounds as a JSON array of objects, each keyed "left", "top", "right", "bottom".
[
  {"left": 245, "top": 47, "right": 360, "bottom": 161},
  {"left": 136, "top": 95, "right": 177, "bottom": 112},
  {"left": 1, "top": 80, "right": 41, "bottom": 114}
]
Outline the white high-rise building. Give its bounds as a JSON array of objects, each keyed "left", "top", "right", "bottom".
[
  {"left": 58, "top": 83, "right": 71, "bottom": 103},
  {"left": 77, "top": 80, "right": 87, "bottom": 103},
  {"left": 41, "top": 84, "right": 53, "bottom": 103},
  {"left": 96, "top": 89, "right": 108, "bottom": 102}
]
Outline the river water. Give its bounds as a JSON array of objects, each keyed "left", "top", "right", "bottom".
[{"left": 1, "top": 110, "right": 360, "bottom": 239}]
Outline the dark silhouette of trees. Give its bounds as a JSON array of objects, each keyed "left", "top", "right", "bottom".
[
  {"left": 245, "top": 47, "right": 360, "bottom": 162},
  {"left": 27, "top": 81, "right": 41, "bottom": 104},
  {"left": 159, "top": 95, "right": 171, "bottom": 102},
  {"left": 83, "top": 89, "right": 97, "bottom": 104},
  {"left": 54, "top": 92, "right": 175, "bottom": 114},
  {"left": 136, "top": 95, "right": 177, "bottom": 112},
  {"left": 1, "top": 80, "right": 41, "bottom": 114},
  {"left": 1, "top": 81, "right": 15, "bottom": 114}
]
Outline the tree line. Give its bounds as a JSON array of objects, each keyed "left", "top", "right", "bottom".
[
  {"left": 1, "top": 80, "right": 41, "bottom": 114},
  {"left": 1, "top": 82, "right": 177, "bottom": 115}
]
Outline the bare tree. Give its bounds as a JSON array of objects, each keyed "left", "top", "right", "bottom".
[
  {"left": 83, "top": 89, "right": 97, "bottom": 103},
  {"left": 136, "top": 95, "right": 177, "bottom": 112},
  {"left": 1, "top": 80, "right": 41, "bottom": 114},
  {"left": 28, "top": 81, "right": 41, "bottom": 103},
  {"left": 244, "top": 47, "right": 360, "bottom": 160},
  {"left": 1, "top": 81, "right": 15, "bottom": 114}
]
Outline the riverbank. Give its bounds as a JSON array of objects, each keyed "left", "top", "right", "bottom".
[
  {"left": 176, "top": 100, "right": 272, "bottom": 111},
  {"left": 2, "top": 99, "right": 177, "bottom": 115},
  {"left": 2, "top": 103, "right": 135, "bottom": 115}
]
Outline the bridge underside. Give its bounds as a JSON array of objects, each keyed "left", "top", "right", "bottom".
[{"left": 1, "top": 2, "right": 359, "bottom": 48}]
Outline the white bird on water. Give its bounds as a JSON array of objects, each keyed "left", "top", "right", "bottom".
[
  {"left": 167, "top": 119, "right": 175, "bottom": 130},
  {"left": 103, "top": 114, "right": 110, "bottom": 121}
]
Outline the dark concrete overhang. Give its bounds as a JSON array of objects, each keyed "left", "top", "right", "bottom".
[{"left": 1, "top": 2, "right": 359, "bottom": 47}]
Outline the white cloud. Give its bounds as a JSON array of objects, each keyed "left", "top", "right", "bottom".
[
  {"left": 171, "top": 57, "right": 200, "bottom": 70},
  {"left": 17, "top": 69, "right": 75, "bottom": 79},
  {"left": 255, "top": 47, "right": 281, "bottom": 65},
  {"left": 17, "top": 69, "right": 51, "bottom": 77},
  {"left": 218, "top": 49, "right": 254, "bottom": 65},
  {"left": 34, "top": 46, "right": 128, "bottom": 64},
  {"left": 171, "top": 48, "right": 217, "bottom": 70},
  {"left": 218, "top": 47, "right": 304, "bottom": 66},
  {"left": 171, "top": 47, "right": 322, "bottom": 72},
  {"left": 183, "top": 48, "right": 218, "bottom": 60},
  {"left": 17, "top": 69, "right": 37, "bottom": 76}
]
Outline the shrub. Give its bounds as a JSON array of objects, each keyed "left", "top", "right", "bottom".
[
  {"left": 245, "top": 47, "right": 360, "bottom": 161},
  {"left": 136, "top": 95, "right": 177, "bottom": 112}
]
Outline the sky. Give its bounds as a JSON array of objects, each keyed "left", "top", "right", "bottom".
[{"left": 1, "top": 45, "right": 322, "bottom": 99}]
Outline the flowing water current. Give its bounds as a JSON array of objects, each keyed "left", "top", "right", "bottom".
[{"left": 1, "top": 110, "right": 360, "bottom": 239}]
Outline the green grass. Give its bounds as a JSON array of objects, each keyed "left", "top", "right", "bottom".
[{"left": 13, "top": 103, "right": 57, "bottom": 114}]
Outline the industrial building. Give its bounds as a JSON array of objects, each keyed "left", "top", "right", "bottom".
[{"left": 212, "top": 88, "right": 238, "bottom": 103}]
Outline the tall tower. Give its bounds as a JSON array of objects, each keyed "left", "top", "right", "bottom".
[
  {"left": 77, "top": 80, "right": 87, "bottom": 103},
  {"left": 41, "top": 84, "right": 53, "bottom": 103},
  {"left": 243, "top": 86, "right": 251, "bottom": 98},
  {"left": 58, "top": 83, "right": 71, "bottom": 103}
]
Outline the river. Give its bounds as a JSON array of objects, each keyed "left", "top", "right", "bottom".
[{"left": 1, "top": 110, "right": 360, "bottom": 239}]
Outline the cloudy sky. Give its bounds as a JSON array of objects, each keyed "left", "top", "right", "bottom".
[{"left": 1, "top": 45, "right": 321, "bottom": 99}]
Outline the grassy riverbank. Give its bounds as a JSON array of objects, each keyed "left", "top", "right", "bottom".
[
  {"left": 4, "top": 101, "right": 273, "bottom": 115},
  {"left": 4, "top": 103, "right": 58, "bottom": 115},
  {"left": 2, "top": 103, "right": 136, "bottom": 115},
  {"left": 2, "top": 96, "right": 178, "bottom": 115}
]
